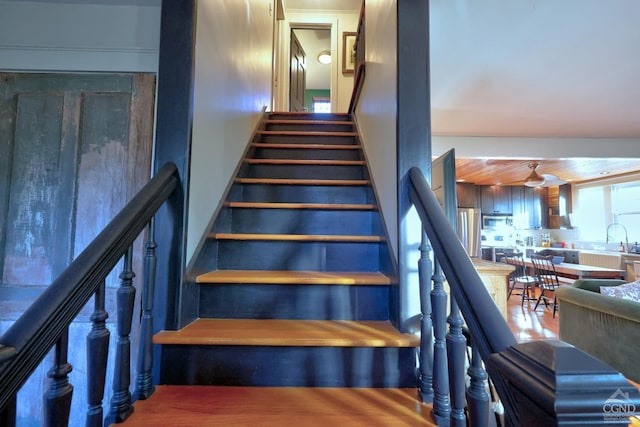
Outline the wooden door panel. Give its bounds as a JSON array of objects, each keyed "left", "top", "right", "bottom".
[
  {"left": 0, "top": 73, "right": 155, "bottom": 288},
  {"left": 73, "top": 93, "right": 131, "bottom": 257},
  {"left": 3, "top": 94, "right": 65, "bottom": 284},
  {"left": 290, "top": 31, "right": 307, "bottom": 112}
]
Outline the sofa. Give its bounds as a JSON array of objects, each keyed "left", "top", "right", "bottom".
[{"left": 555, "top": 278, "right": 640, "bottom": 383}]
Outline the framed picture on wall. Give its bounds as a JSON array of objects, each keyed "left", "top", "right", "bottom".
[{"left": 342, "top": 32, "right": 357, "bottom": 74}]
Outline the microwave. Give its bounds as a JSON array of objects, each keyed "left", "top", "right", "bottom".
[{"left": 482, "top": 215, "right": 513, "bottom": 230}]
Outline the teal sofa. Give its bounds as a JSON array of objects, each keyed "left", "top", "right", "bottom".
[{"left": 556, "top": 278, "right": 640, "bottom": 383}]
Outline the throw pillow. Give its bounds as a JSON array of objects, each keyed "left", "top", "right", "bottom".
[{"left": 600, "top": 281, "right": 640, "bottom": 303}]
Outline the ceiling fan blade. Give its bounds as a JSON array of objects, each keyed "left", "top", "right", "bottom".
[{"left": 540, "top": 174, "right": 566, "bottom": 187}]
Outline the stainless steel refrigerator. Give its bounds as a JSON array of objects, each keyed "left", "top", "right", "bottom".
[{"left": 457, "top": 208, "right": 482, "bottom": 258}]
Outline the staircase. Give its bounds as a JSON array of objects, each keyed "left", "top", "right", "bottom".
[{"left": 119, "top": 112, "right": 434, "bottom": 425}]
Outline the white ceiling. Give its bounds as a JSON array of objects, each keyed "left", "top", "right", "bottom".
[
  {"left": 284, "top": 0, "right": 362, "bottom": 11},
  {"left": 430, "top": 0, "right": 640, "bottom": 139}
]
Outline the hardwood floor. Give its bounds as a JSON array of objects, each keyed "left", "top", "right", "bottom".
[{"left": 505, "top": 287, "right": 559, "bottom": 342}]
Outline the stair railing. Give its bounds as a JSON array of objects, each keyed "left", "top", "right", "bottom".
[
  {"left": 349, "top": 1, "right": 366, "bottom": 114},
  {"left": 407, "top": 167, "right": 640, "bottom": 425},
  {"left": 0, "top": 162, "right": 180, "bottom": 427}
]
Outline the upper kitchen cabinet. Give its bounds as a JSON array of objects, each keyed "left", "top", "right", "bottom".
[
  {"left": 547, "top": 184, "right": 572, "bottom": 228},
  {"left": 480, "top": 185, "right": 512, "bottom": 214},
  {"left": 512, "top": 186, "right": 548, "bottom": 229},
  {"left": 456, "top": 182, "right": 479, "bottom": 208}
]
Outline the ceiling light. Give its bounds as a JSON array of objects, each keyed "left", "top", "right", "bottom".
[
  {"left": 524, "top": 162, "right": 545, "bottom": 187},
  {"left": 318, "top": 51, "right": 331, "bottom": 64}
]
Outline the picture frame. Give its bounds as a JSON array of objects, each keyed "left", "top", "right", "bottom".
[{"left": 342, "top": 32, "right": 357, "bottom": 75}]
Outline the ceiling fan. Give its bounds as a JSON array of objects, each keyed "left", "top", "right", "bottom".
[{"left": 523, "top": 162, "right": 566, "bottom": 187}]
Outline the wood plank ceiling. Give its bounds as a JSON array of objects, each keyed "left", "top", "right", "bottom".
[{"left": 455, "top": 158, "right": 640, "bottom": 186}]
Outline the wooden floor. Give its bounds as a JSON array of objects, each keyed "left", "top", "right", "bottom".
[
  {"left": 505, "top": 287, "right": 560, "bottom": 342},
  {"left": 120, "top": 288, "right": 640, "bottom": 426},
  {"left": 118, "top": 386, "right": 437, "bottom": 427}
]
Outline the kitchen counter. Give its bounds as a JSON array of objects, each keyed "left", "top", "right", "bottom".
[
  {"left": 472, "top": 258, "right": 516, "bottom": 274},
  {"left": 525, "top": 246, "right": 640, "bottom": 258},
  {"left": 521, "top": 247, "right": 640, "bottom": 280},
  {"left": 471, "top": 258, "right": 514, "bottom": 318}
]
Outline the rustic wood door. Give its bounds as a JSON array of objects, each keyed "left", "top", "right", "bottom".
[
  {"left": 0, "top": 73, "right": 155, "bottom": 290},
  {"left": 289, "top": 30, "right": 307, "bottom": 112}
]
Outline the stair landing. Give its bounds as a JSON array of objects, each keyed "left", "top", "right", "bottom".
[{"left": 118, "top": 385, "right": 437, "bottom": 426}]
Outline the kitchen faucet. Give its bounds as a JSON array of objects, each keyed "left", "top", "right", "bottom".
[{"left": 606, "top": 222, "right": 628, "bottom": 252}]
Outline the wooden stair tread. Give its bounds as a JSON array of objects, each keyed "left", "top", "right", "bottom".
[
  {"left": 210, "top": 233, "right": 384, "bottom": 242},
  {"left": 257, "top": 130, "right": 357, "bottom": 136},
  {"left": 234, "top": 178, "right": 370, "bottom": 186},
  {"left": 154, "top": 319, "right": 420, "bottom": 347},
  {"left": 244, "top": 158, "right": 365, "bottom": 166},
  {"left": 252, "top": 142, "right": 360, "bottom": 149},
  {"left": 266, "top": 119, "right": 353, "bottom": 125},
  {"left": 196, "top": 270, "right": 395, "bottom": 285},
  {"left": 117, "top": 385, "right": 435, "bottom": 426},
  {"left": 269, "top": 112, "right": 350, "bottom": 117},
  {"left": 223, "top": 201, "right": 377, "bottom": 210}
]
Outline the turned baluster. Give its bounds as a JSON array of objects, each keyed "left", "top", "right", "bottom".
[
  {"left": 466, "top": 336, "right": 491, "bottom": 427},
  {"left": 86, "top": 280, "right": 110, "bottom": 427},
  {"left": 431, "top": 260, "right": 451, "bottom": 424},
  {"left": 105, "top": 247, "right": 136, "bottom": 424},
  {"left": 44, "top": 329, "right": 73, "bottom": 427},
  {"left": 417, "top": 231, "right": 434, "bottom": 402},
  {"left": 446, "top": 297, "right": 467, "bottom": 426},
  {"left": 0, "top": 395, "right": 16, "bottom": 427},
  {"left": 134, "top": 220, "right": 157, "bottom": 400}
]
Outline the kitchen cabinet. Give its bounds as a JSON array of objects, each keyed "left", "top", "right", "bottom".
[
  {"left": 547, "top": 184, "right": 572, "bottom": 229},
  {"left": 456, "top": 183, "right": 479, "bottom": 208},
  {"left": 480, "top": 185, "right": 512, "bottom": 214},
  {"left": 512, "top": 186, "right": 547, "bottom": 229}
]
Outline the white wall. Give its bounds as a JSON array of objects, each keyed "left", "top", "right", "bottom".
[
  {"left": 276, "top": 9, "right": 359, "bottom": 112},
  {"left": 0, "top": 0, "right": 160, "bottom": 72},
  {"left": 354, "top": 0, "right": 398, "bottom": 257},
  {"left": 188, "top": 0, "right": 274, "bottom": 262}
]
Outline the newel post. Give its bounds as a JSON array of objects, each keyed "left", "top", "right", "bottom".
[{"left": 488, "top": 340, "right": 640, "bottom": 425}]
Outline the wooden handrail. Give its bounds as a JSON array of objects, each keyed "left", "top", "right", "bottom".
[
  {"left": 349, "top": 1, "right": 366, "bottom": 113},
  {"left": 0, "top": 162, "right": 180, "bottom": 413}
]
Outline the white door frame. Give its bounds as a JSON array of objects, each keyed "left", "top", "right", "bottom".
[{"left": 273, "top": 16, "right": 337, "bottom": 112}]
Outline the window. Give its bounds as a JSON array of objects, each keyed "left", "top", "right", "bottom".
[
  {"left": 573, "top": 187, "right": 606, "bottom": 240},
  {"left": 611, "top": 182, "right": 640, "bottom": 242},
  {"left": 574, "top": 177, "right": 640, "bottom": 243},
  {"left": 312, "top": 97, "right": 330, "bottom": 113}
]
